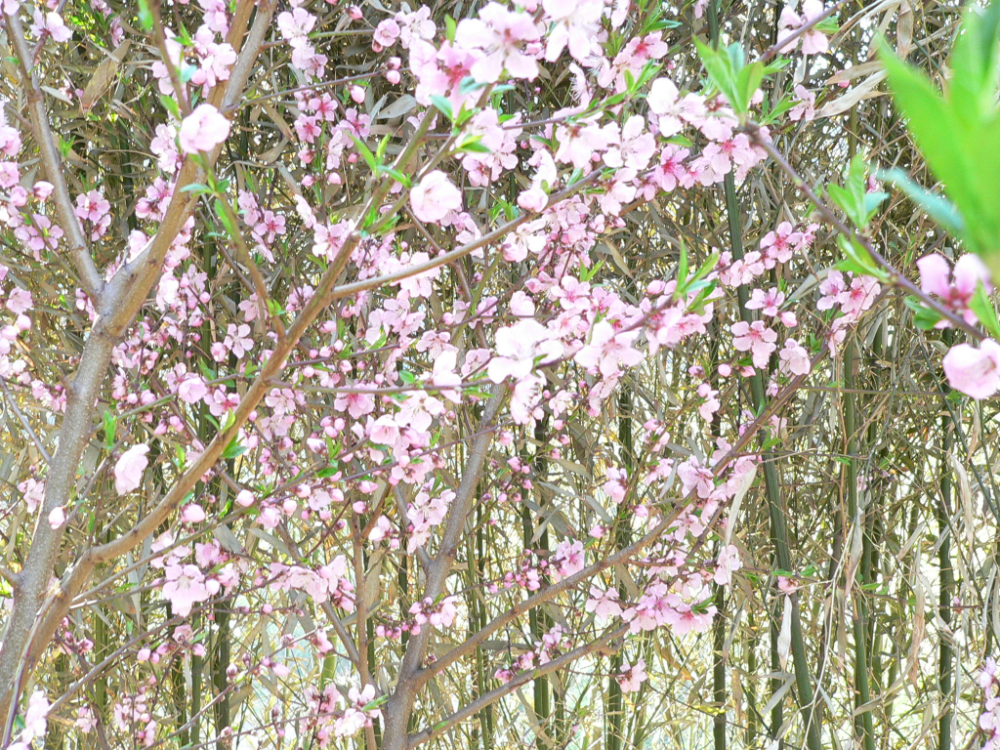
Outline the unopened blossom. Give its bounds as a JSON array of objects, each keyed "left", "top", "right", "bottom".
[{"left": 48, "top": 506, "right": 66, "bottom": 529}]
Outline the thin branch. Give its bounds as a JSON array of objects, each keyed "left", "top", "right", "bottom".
[{"left": 3, "top": 10, "right": 105, "bottom": 300}]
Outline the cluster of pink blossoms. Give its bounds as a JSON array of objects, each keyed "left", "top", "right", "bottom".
[
  {"left": 302, "top": 683, "right": 382, "bottom": 746},
  {"left": 914, "top": 253, "right": 1000, "bottom": 400},
  {"left": 980, "top": 659, "right": 1000, "bottom": 750}
]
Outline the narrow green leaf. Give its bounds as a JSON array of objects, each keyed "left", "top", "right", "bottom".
[{"left": 970, "top": 281, "right": 1000, "bottom": 339}]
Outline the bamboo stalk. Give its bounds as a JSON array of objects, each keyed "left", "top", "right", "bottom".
[{"left": 845, "top": 341, "right": 876, "bottom": 750}]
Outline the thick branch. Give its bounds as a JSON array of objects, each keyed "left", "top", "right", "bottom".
[{"left": 0, "top": 0, "right": 278, "bottom": 723}]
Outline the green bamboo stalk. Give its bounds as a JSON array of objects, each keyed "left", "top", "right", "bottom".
[
  {"left": 713, "top": 584, "right": 727, "bottom": 750},
  {"left": 213, "top": 602, "right": 230, "bottom": 749},
  {"left": 523, "top": 419, "right": 551, "bottom": 749},
  {"left": 845, "top": 341, "right": 876, "bottom": 750},
  {"left": 721, "top": 166, "right": 822, "bottom": 750}
]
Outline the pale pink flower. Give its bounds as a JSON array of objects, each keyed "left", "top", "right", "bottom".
[
  {"left": 943, "top": 340, "right": 1000, "bottom": 400},
  {"left": 575, "top": 321, "right": 644, "bottom": 378},
  {"left": 32, "top": 10, "right": 73, "bottom": 42},
  {"left": 585, "top": 585, "right": 623, "bottom": 620},
  {"left": 543, "top": 0, "right": 603, "bottom": 63},
  {"left": 745, "top": 287, "right": 785, "bottom": 317},
  {"left": 713, "top": 545, "right": 742, "bottom": 585},
  {"left": 178, "top": 104, "right": 231, "bottom": 154},
  {"left": 779, "top": 338, "right": 811, "bottom": 376},
  {"left": 616, "top": 659, "right": 648, "bottom": 693},
  {"left": 21, "top": 689, "right": 49, "bottom": 742},
  {"left": 731, "top": 320, "right": 778, "bottom": 368},
  {"left": 455, "top": 3, "right": 540, "bottom": 83},
  {"left": 410, "top": 170, "right": 462, "bottom": 223},
  {"left": 550, "top": 539, "right": 585, "bottom": 582},
  {"left": 162, "top": 563, "right": 217, "bottom": 616},
  {"left": 114, "top": 444, "right": 150, "bottom": 495},
  {"left": 789, "top": 85, "right": 816, "bottom": 122},
  {"left": 181, "top": 504, "right": 206, "bottom": 523},
  {"left": 778, "top": 0, "right": 829, "bottom": 55},
  {"left": 918, "top": 253, "right": 991, "bottom": 328},
  {"left": 488, "top": 319, "right": 561, "bottom": 383}
]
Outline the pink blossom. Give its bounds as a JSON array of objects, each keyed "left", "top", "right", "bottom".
[
  {"left": 178, "top": 104, "right": 232, "bottom": 155},
  {"left": 21, "top": 689, "right": 49, "bottom": 742},
  {"left": 488, "top": 319, "right": 561, "bottom": 383},
  {"left": 162, "top": 563, "right": 217, "bottom": 616},
  {"left": 745, "top": 287, "right": 785, "bottom": 317},
  {"left": 713, "top": 545, "right": 742, "bottom": 585},
  {"left": 181, "top": 504, "right": 206, "bottom": 523},
  {"left": 550, "top": 540, "right": 585, "bottom": 582},
  {"left": 779, "top": 338, "right": 811, "bottom": 376},
  {"left": 410, "top": 170, "right": 462, "bottom": 223},
  {"left": 731, "top": 321, "right": 778, "bottom": 368},
  {"left": 114, "top": 444, "right": 150, "bottom": 495},
  {"left": 918, "top": 253, "right": 991, "bottom": 328},
  {"left": 943, "top": 340, "right": 1000, "bottom": 400},
  {"left": 455, "top": 3, "right": 540, "bottom": 83},
  {"left": 543, "top": 0, "right": 603, "bottom": 64},
  {"left": 789, "top": 85, "right": 816, "bottom": 122},
  {"left": 32, "top": 10, "right": 73, "bottom": 42},
  {"left": 616, "top": 659, "right": 648, "bottom": 693},
  {"left": 575, "top": 321, "right": 644, "bottom": 378},
  {"left": 585, "top": 585, "right": 623, "bottom": 620},
  {"left": 778, "top": 0, "right": 829, "bottom": 55}
]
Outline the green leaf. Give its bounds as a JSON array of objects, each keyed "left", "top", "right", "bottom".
[
  {"left": 221, "top": 437, "right": 247, "bottom": 460},
  {"left": 376, "top": 166, "right": 411, "bottom": 187},
  {"left": 696, "top": 39, "right": 741, "bottom": 115},
  {"left": 905, "top": 297, "right": 944, "bottom": 330},
  {"left": 579, "top": 259, "right": 604, "bottom": 283},
  {"left": 970, "top": 281, "right": 1000, "bottom": 339},
  {"left": 947, "top": 1, "right": 1000, "bottom": 127},
  {"left": 349, "top": 134, "right": 378, "bottom": 171},
  {"left": 429, "top": 95, "right": 454, "bottom": 121},
  {"left": 137, "top": 0, "right": 153, "bottom": 31},
  {"left": 876, "top": 167, "right": 965, "bottom": 236},
  {"left": 159, "top": 94, "right": 181, "bottom": 119},
  {"left": 676, "top": 241, "right": 689, "bottom": 289},
  {"left": 214, "top": 199, "right": 235, "bottom": 235},
  {"left": 879, "top": 40, "right": 996, "bottom": 256},
  {"left": 836, "top": 235, "right": 879, "bottom": 276},
  {"left": 103, "top": 410, "right": 116, "bottom": 450}
]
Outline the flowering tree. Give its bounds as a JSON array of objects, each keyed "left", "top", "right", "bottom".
[{"left": 0, "top": 0, "right": 999, "bottom": 748}]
